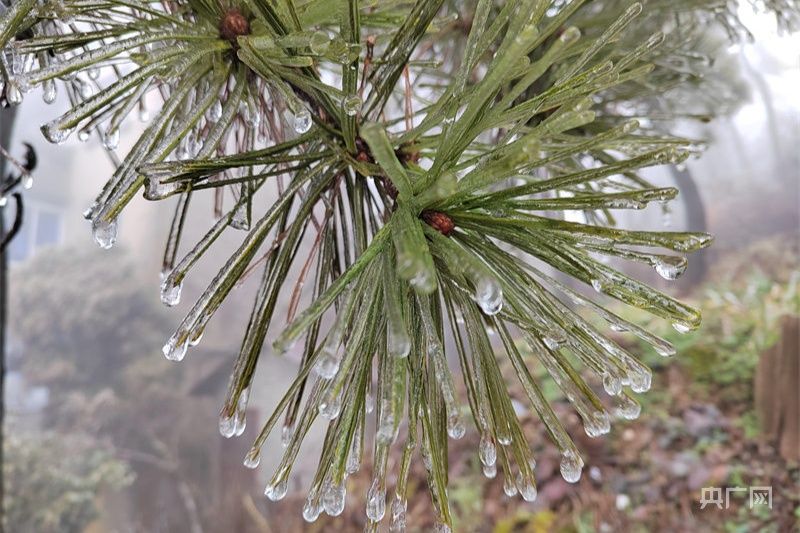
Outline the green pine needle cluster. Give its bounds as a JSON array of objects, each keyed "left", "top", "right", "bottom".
[{"left": 2, "top": 0, "right": 796, "bottom": 529}]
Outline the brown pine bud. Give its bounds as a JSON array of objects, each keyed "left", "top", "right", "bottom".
[
  {"left": 382, "top": 177, "right": 399, "bottom": 199},
  {"left": 421, "top": 210, "right": 455, "bottom": 236},
  {"left": 220, "top": 9, "right": 250, "bottom": 43}
]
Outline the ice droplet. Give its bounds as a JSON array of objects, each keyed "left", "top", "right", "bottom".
[
  {"left": 342, "top": 94, "right": 362, "bottom": 116},
  {"left": 434, "top": 522, "right": 452, "bottom": 533},
  {"left": 219, "top": 411, "right": 236, "bottom": 438},
  {"left": 516, "top": 473, "right": 538, "bottom": 502},
  {"left": 583, "top": 410, "right": 611, "bottom": 437},
  {"left": 243, "top": 448, "right": 261, "bottom": 468},
  {"left": 672, "top": 322, "right": 693, "bottom": 334},
  {"left": 264, "top": 478, "right": 288, "bottom": 501},
  {"left": 207, "top": 99, "right": 223, "bottom": 122},
  {"left": 103, "top": 128, "right": 119, "bottom": 150},
  {"left": 479, "top": 433, "right": 496, "bottom": 466},
  {"left": 314, "top": 350, "right": 340, "bottom": 379},
  {"left": 614, "top": 394, "right": 641, "bottom": 420},
  {"left": 389, "top": 497, "right": 406, "bottom": 532},
  {"left": 23, "top": 176, "right": 33, "bottom": 189},
  {"left": 654, "top": 255, "right": 687, "bottom": 280},
  {"left": 602, "top": 373, "right": 622, "bottom": 396},
  {"left": 42, "top": 79, "right": 57, "bottom": 104},
  {"left": 366, "top": 480, "right": 386, "bottom": 521},
  {"left": 560, "top": 449, "right": 583, "bottom": 483},
  {"left": 322, "top": 480, "right": 346, "bottom": 516},
  {"left": 281, "top": 423, "right": 294, "bottom": 447},
  {"left": 5, "top": 79, "right": 22, "bottom": 105},
  {"left": 160, "top": 277, "right": 183, "bottom": 307},
  {"left": 627, "top": 365, "right": 652, "bottom": 393},
  {"left": 387, "top": 321, "right": 411, "bottom": 358},
  {"left": 92, "top": 218, "right": 117, "bottom": 249},
  {"left": 78, "top": 128, "right": 90, "bottom": 142},
  {"left": 475, "top": 276, "right": 503, "bottom": 315},
  {"left": 310, "top": 30, "right": 331, "bottom": 54},
  {"left": 446, "top": 413, "right": 465, "bottom": 439},
  {"left": 591, "top": 278, "right": 606, "bottom": 293},
  {"left": 482, "top": 462, "right": 497, "bottom": 478},
  {"left": 293, "top": 107, "right": 312, "bottom": 133},
  {"left": 162, "top": 334, "right": 188, "bottom": 362},
  {"left": 302, "top": 496, "right": 322, "bottom": 522},
  {"left": 41, "top": 120, "right": 73, "bottom": 144},
  {"left": 319, "top": 390, "right": 342, "bottom": 420},
  {"left": 503, "top": 476, "right": 518, "bottom": 497}
]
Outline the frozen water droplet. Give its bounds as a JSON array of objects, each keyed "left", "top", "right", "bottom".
[
  {"left": 41, "top": 120, "right": 73, "bottom": 144},
  {"left": 243, "top": 448, "right": 261, "bottom": 468},
  {"left": 92, "top": 218, "right": 117, "bottom": 249},
  {"left": 138, "top": 107, "right": 150, "bottom": 122},
  {"left": 219, "top": 411, "right": 236, "bottom": 438},
  {"left": 627, "top": 365, "right": 652, "bottom": 393},
  {"left": 447, "top": 413, "right": 465, "bottom": 439},
  {"left": 78, "top": 128, "right": 90, "bottom": 142},
  {"left": 560, "top": 449, "right": 583, "bottom": 483},
  {"left": 387, "top": 322, "right": 411, "bottom": 358},
  {"left": 390, "top": 497, "right": 406, "bottom": 532},
  {"left": 482, "top": 462, "right": 497, "bottom": 478},
  {"left": 103, "top": 128, "right": 119, "bottom": 150},
  {"left": 654, "top": 256, "right": 687, "bottom": 280},
  {"left": 160, "top": 278, "right": 183, "bottom": 307},
  {"left": 0, "top": 196, "right": 7, "bottom": 207},
  {"left": 310, "top": 30, "right": 331, "bottom": 54},
  {"left": 208, "top": 100, "right": 223, "bottom": 122},
  {"left": 87, "top": 67, "right": 100, "bottom": 80},
  {"left": 319, "top": 390, "right": 342, "bottom": 420},
  {"left": 303, "top": 496, "right": 322, "bottom": 522},
  {"left": 475, "top": 276, "right": 503, "bottom": 315},
  {"left": 434, "top": 522, "right": 452, "bottom": 533},
  {"left": 614, "top": 394, "right": 641, "bottom": 420},
  {"left": 591, "top": 278, "right": 606, "bottom": 293},
  {"left": 5, "top": 80, "right": 22, "bottom": 105},
  {"left": 672, "top": 322, "right": 693, "bottom": 334},
  {"left": 342, "top": 94, "right": 362, "bottom": 116},
  {"left": 364, "top": 392, "right": 375, "bottom": 413},
  {"left": 293, "top": 108, "right": 312, "bottom": 133},
  {"left": 23, "top": 176, "right": 33, "bottom": 189},
  {"left": 516, "top": 473, "right": 538, "bottom": 502},
  {"left": 189, "top": 327, "right": 204, "bottom": 347},
  {"left": 503, "top": 476, "right": 518, "bottom": 497},
  {"left": 315, "top": 350, "right": 340, "bottom": 379},
  {"left": 42, "top": 79, "right": 57, "bottom": 104},
  {"left": 479, "top": 433, "right": 496, "bottom": 466},
  {"left": 602, "top": 373, "right": 622, "bottom": 396},
  {"left": 322, "top": 480, "right": 346, "bottom": 516},
  {"left": 583, "top": 410, "right": 611, "bottom": 437},
  {"left": 162, "top": 333, "right": 189, "bottom": 362},
  {"left": 264, "top": 478, "right": 288, "bottom": 501},
  {"left": 281, "top": 423, "right": 294, "bottom": 447},
  {"left": 366, "top": 480, "right": 385, "bottom": 521}
]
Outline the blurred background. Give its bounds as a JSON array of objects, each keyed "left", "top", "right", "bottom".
[{"left": 2, "top": 5, "right": 798, "bottom": 533}]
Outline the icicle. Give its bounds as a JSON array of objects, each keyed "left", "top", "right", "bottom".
[
  {"left": 560, "top": 449, "right": 584, "bottom": 483},
  {"left": 91, "top": 218, "right": 117, "bottom": 249}
]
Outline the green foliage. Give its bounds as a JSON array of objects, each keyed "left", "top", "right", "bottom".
[
  {"left": 4, "top": 431, "right": 133, "bottom": 533},
  {"left": 2, "top": 0, "right": 798, "bottom": 528}
]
